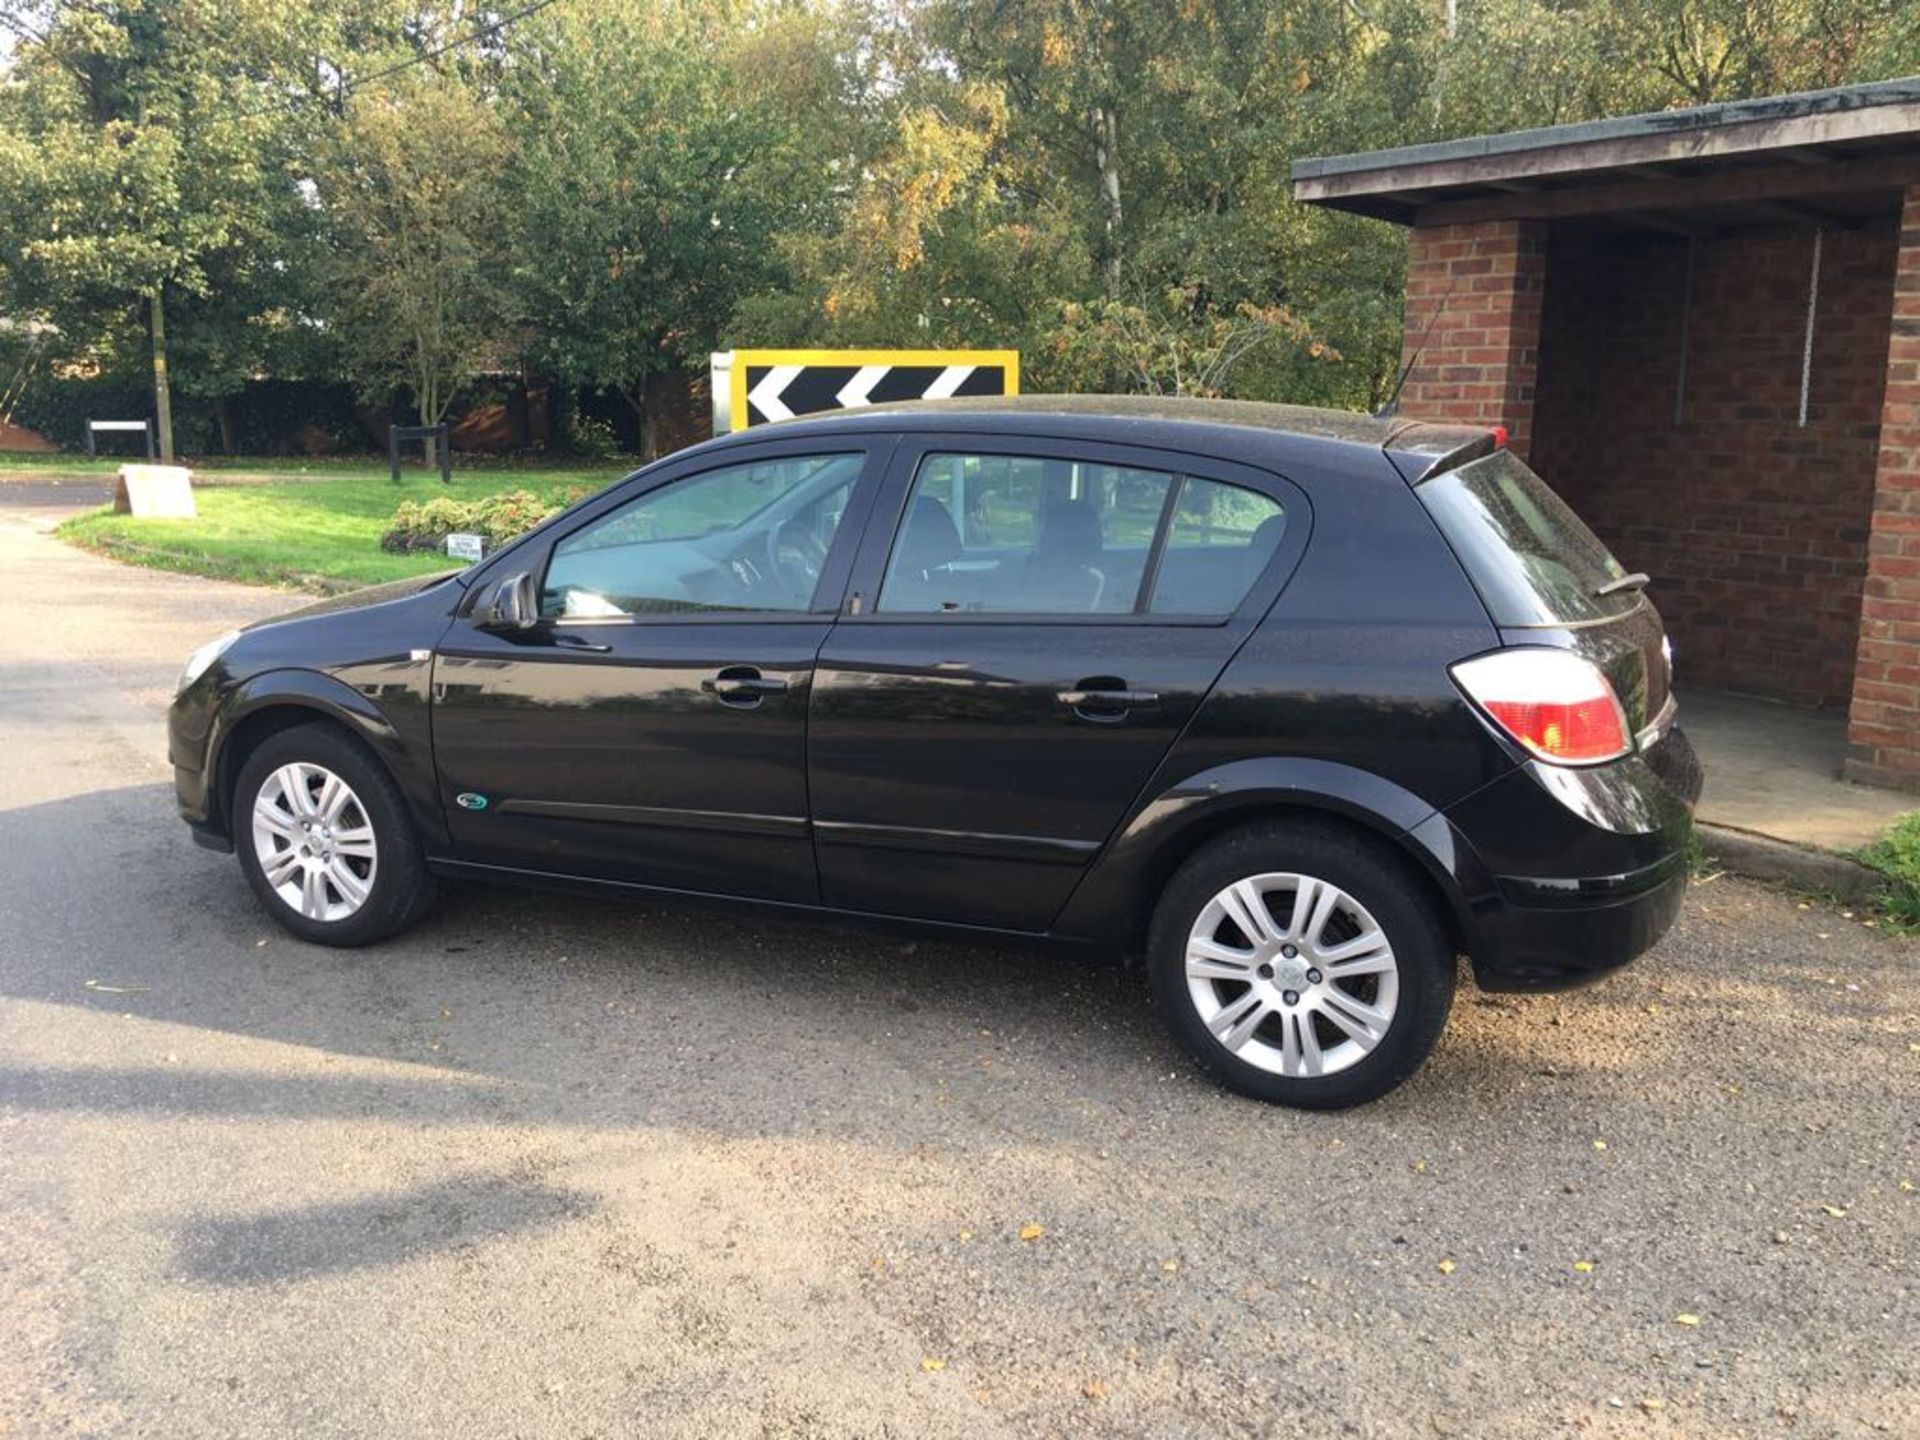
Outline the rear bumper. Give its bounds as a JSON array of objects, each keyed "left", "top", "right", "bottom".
[
  {"left": 1438, "top": 724, "right": 1700, "bottom": 992},
  {"left": 1469, "top": 855, "right": 1687, "bottom": 991}
]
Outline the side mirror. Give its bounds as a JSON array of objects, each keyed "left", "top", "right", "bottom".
[{"left": 477, "top": 571, "right": 539, "bottom": 632}]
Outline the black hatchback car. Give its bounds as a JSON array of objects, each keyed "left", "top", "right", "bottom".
[{"left": 169, "top": 397, "right": 1700, "bottom": 1108}]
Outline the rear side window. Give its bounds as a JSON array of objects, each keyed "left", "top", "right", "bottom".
[
  {"left": 874, "top": 451, "right": 1284, "bottom": 618},
  {"left": 1416, "top": 449, "right": 1634, "bottom": 627}
]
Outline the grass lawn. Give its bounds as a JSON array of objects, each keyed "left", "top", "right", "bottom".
[{"left": 28, "top": 457, "right": 630, "bottom": 591}]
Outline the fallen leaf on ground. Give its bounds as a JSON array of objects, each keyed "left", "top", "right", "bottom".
[
  {"left": 1018, "top": 1223, "right": 1045, "bottom": 1242},
  {"left": 957, "top": 1230, "right": 973, "bottom": 1242},
  {"left": 1639, "top": 1397, "right": 1665, "bottom": 1413},
  {"left": 1161, "top": 1259, "right": 1179, "bottom": 1273},
  {"left": 921, "top": 1358, "right": 946, "bottom": 1373},
  {"left": 1820, "top": 1204, "right": 1849, "bottom": 1218},
  {"left": 1573, "top": 1260, "right": 1595, "bottom": 1273},
  {"left": 1592, "top": 1140, "right": 1609, "bottom": 1152},
  {"left": 1673, "top": 1313, "right": 1701, "bottom": 1327},
  {"left": 1082, "top": 1379, "right": 1108, "bottom": 1400},
  {"left": 1436, "top": 1259, "right": 1456, "bottom": 1275},
  {"left": 1899, "top": 1179, "right": 1914, "bottom": 1193}
]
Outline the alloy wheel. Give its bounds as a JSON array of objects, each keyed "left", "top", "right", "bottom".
[
  {"left": 250, "top": 762, "right": 379, "bottom": 923},
  {"left": 1184, "top": 871, "right": 1400, "bottom": 1078}
]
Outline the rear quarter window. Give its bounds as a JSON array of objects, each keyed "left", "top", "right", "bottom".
[{"left": 1416, "top": 450, "right": 1635, "bottom": 627}]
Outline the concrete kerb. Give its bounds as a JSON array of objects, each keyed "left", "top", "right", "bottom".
[{"left": 1696, "top": 821, "right": 1884, "bottom": 903}]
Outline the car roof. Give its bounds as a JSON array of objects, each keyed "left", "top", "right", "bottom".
[{"left": 732, "top": 394, "right": 1494, "bottom": 482}]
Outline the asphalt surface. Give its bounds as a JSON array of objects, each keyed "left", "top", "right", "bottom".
[{"left": 0, "top": 491, "right": 1915, "bottom": 1439}]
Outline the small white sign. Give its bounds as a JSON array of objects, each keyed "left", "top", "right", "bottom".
[
  {"left": 445, "top": 532, "right": 485, "bottom": 562},
  {"left": 113, "top": 464, "right": 196, "bottom": 519}
]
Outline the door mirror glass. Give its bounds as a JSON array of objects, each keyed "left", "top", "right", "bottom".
[{"left": 477, "top": 571, "right": 539, "bottom": 632}]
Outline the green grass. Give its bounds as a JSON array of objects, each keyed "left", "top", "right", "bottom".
[
  {"left": 1856, "top": 811, "right": 1920, "bottom": 934},
  {"left": 52, "top": 463, "right": 625, "bottom": 591}
]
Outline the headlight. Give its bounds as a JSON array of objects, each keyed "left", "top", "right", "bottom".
[{"left": 178, "top": 630, "right": 241, "bottom": 694}]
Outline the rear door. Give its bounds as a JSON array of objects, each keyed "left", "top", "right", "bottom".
[{"left": 807, "top": 433, "right": 1307, "bottom": 930}]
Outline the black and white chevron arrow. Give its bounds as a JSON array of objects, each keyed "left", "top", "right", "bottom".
[{"left": 712, "top": 350, "right": 1020, "bottom": 432}]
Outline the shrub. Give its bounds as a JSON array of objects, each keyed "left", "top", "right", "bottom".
[
  {"left": 569, "top": 414, "right": 622, "bottom": 461},
  {"left": 380, "top": 488, "right": 581, "bottom": 554},
  {"left": 1858, "top": 811, "right": 1920, "bottom": 931}
]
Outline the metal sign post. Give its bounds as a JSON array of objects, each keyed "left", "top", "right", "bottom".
[
  {"left": 86, "top": 418, "right": 156, "bottom": 459},
  {"left": 710, "top": 349, "right": 1020, "bottom": 434},
  {"left": 389, "top": 423, "right": 452, "bottom": 484}
]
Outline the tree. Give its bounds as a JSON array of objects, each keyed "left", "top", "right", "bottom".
[
  {"left": 0, "top": 0, "right": 342, "bottom": 458},
  {"left": 316, "top": 77, "right": 509, "bottom": 473},
  {"left": 502, "top": 0, "right": 831, "bottom": 458}
]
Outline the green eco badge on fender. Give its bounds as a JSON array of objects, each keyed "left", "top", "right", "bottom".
[{"left": 455, "top": 792, "right": 489, "bottom": 811}]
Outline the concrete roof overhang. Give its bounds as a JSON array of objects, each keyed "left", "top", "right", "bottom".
[{"left": 1292, "top": 78, "right": 1920, "bottom": 233}]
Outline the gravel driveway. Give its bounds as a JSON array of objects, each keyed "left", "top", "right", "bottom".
[{"left": 1, "top": 510, "right": 1914, "bottom": 1438}]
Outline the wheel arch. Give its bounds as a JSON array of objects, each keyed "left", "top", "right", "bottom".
[
  {"left": 209, "top": 670, "right": 436, "bottom": 847},
  {"left": 1053, "top": 758, "right": 1489, "bottom": 961}
]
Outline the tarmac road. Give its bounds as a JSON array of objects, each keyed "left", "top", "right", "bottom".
[{"left": 0, "top": 501, "right": 1914, "bottom": 1439}]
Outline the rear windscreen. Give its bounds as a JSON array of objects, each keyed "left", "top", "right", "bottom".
[{"left": 1415, "top": 449, "right": 1637, "bottom": 627}]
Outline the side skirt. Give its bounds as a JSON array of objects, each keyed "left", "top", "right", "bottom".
[{"left": 424, "top": 857, "right": 1102, "bottom": 957}]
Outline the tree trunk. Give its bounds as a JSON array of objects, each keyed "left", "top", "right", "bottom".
[
  {"left": 1094, "top": 106, "right": 1122, "bottom": 296},
  {"left": 149, "top": 288, "right": 176, "bottom": 462},
  {"left": 418, "top": 378, "right": 442, "bottom": 479},
  {"left": 641, "top": 371, "right": 672, "bottom": 462}
]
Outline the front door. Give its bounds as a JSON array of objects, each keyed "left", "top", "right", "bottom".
[
  {"left": 807, "top": 435, "right": 1302, "bottom": 930},
  {"left": 431, "top": 442, "right": 884, "bottom": 901}
]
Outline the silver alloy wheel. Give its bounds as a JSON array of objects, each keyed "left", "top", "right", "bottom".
[
  {"left": 250, "top": 762, "right": 378, "bottom": 923},
  {"left": 1184, "top": 872, "right": 1400, "bottom": 1078}
]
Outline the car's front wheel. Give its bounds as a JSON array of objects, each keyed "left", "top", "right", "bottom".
[
  {"left": 232, "top": 721, "right": 435, "bottom": 946},
  {"left": 1148, "top": 820, "right": 1455, "bottom": 1108}
]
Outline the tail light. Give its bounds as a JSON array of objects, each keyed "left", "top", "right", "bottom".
[{"left": 1451, "top": 648, "right": 1630, "bottom": 766}]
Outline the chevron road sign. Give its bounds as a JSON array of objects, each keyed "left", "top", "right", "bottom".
[{"left": 711, "top": 349, "right": 1020, "bottom": 433}]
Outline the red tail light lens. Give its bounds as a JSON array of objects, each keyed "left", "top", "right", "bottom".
[{"left": 1451, "top": 649, "right": 1630, "bottom": 765}]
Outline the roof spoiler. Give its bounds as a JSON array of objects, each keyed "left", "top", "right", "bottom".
[{"left": 1381, "top": 420, "right": 1503, "bottom": 485}]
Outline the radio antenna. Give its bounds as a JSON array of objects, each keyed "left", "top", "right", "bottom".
[{"left": 1377, "top": 271, "right": 1461, "bottom": 419}]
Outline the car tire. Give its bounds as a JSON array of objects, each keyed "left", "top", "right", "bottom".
[
  {"left": 232, "top": 721, "right": 436, "bottom": 947},
  {"left": 1148, "top": 819, "right": 1455, "bottom": 1109}
]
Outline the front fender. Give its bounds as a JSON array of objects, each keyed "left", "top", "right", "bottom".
[
  {"left": 202, "top": 665, "right": 446, "bottom": 851},
  {"left": 1050, "top": 756, "right": 1500, "bottom": 953}
]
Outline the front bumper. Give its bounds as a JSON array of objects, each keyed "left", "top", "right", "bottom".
[{"left": 1438, "top": 724, "right": 1701, "bottom": 991}]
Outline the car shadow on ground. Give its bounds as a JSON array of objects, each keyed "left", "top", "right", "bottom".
[
  {"left": 5, "top": 780, "right": 1903, "bottom": 1151},
  {"left": 174, "top": 1174, "right": 596, "bottom": 1285}
]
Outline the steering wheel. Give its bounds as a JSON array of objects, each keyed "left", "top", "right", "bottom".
[{"left": 768, "top": 520, "right": 829, "bottom": 601}]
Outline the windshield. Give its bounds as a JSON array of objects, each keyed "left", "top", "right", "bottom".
[{"left": 1416, "top": 449, "right": 1635, "bottom": 627}]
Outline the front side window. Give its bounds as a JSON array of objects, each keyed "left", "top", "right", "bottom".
[
  {"left": 875, "top": 451, "right": 1284, "bottom": 618},
  {"left": 542, "top": 453, "right": 861, "bottom": 619}
]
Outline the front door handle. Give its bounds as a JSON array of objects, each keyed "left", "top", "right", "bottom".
[
  {"left": 1058, "top": 683, "right": 1160, "bottom": 721},
  {"left": 701, "top": 667, "right": 789, "bottom": 706}
]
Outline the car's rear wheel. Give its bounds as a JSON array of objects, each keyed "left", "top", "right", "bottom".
[
  {"left": 232, "top": 722, "right": 435, "bottom": 946},
  {"left": 1148, "top": 820, "right": 1454, "bottom": 1108}
]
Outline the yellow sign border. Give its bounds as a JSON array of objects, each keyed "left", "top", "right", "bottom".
[{"left": 726, "top": 348, "right": 1021, "bottom": 433}]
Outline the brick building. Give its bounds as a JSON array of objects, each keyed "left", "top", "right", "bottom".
[{"left": 1294, "top": 79, "right": 1920, "bottom": 789}]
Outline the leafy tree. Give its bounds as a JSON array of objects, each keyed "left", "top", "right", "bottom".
[
  {"left": 501, "top": 0, "right": 832, "bottom": 458},
  {"left": 315, "top": 76, "right": 509, "bottom": 473},
  {"left": 0, "top": 0, "right": 346, "bottom": 458}
]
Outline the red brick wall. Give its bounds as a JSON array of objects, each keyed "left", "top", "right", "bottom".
[
  {"left": 1400, "top": 220, "right": 1547, "bottom": 457},
  {"left": 1529, "top": 220, "right": 1896, "bottom": 711},
  {"left": 1848, "top": 183, "right": 1920, "bottom": 787}
]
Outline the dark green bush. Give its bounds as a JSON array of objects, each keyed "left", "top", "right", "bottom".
[
  {"left": 379, "top": 486, "right": 589, "bottom": 554},
  {"left": 1858, "top": 811, "right": 1920, "bottom": 930}
]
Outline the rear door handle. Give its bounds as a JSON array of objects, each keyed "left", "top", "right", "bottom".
[
  {"left": 1057, "top": 686, "right": 1160, "bottom": 720},
  {"left": 701, "top": 667, "right": 789, "bottom": 706}
]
